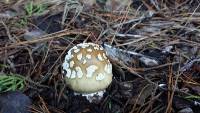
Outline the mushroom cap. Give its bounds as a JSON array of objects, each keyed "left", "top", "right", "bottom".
[{"left": 62, "top": 43, "right": 113, "bottom": 93}]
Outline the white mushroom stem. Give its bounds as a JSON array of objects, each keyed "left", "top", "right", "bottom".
[{"left": 74, "top": 90, "right": 105, "bottom": 103}]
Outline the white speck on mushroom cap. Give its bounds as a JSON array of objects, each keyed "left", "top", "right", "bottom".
[
  {"left": 86, "top": 54, "right": 92, "bottom": 59},
  {"left": 78, "top": 43, "right": 90, "bottom": 48},
  {"left": 86, "top": 65, "right": 98, "bottom": 78},
  {"left": 100, "top": 47, "right": 103, "bottom": 50},
  {"left": 97, "top": 53, "right": 104, "bottom": 61},
  {"left": 75, "top": 67, "right": 83, "bottom": 78},
  {"left": 64, "top": 55, "right": 71, "bottom": 60},
  {"left": 83, "top": 59, "right": 87, "bottom": 64},
  {"left": 77, "top": 53, "right": 82, "bottom": 61},
  {"left": 87, "top": 49, "right": 92, "bottom": 52},
  {"left": 65, "top": 69, "right": 71, "bottom": 78},
  {"left": 96, "top": 73, "right": 105, "bottom": 81},
  {"left": 62, "top": 61, "right": 69, "bottom": 69},
  {"left": 73, "top": 46, "right": 78, "bottom": 50},
  {"left": 104, "top": 63, "right": 112, "bottom": 74},
  {"left": 94, "top": 46, "right": 99, "bottom": 50},
  {"left": 70, "top": 61, "right": 74, "bottom": 68},
  {"left": 74, "top": 49, "right": 80, "bottom": 53},
  {"left": 103, "top": 53, "right": 107, "bottom": 59},
  {"left": 68, "top": 48, "right": 73, "bottom": 56},
  {"left": 71, "top": 70, "right": 76, "bottom": 78}
]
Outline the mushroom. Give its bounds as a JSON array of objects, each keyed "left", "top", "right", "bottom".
[{"left": 62, "top": 43, "right": 113, "bottom": 102}]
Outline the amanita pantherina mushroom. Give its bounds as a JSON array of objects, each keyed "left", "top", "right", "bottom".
[{"left": 62, "top": 43, "right": 113, "bottom": 102}]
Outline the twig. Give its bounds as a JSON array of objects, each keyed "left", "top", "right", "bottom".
[
  {"left": 0, "top": 21, "right": 15, "bottom": 42},
  {"left": 0, "top": 29, "right": 90, "bottom": 50}
]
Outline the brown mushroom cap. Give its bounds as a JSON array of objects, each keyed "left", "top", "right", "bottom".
[{"left": 62, "top": 43, "right": 113, "bottom": 93}]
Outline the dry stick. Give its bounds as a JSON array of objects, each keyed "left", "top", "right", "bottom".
[
  {"left": 0, "top": 21, "right": 14, "bottom": 42},
  {"left": 111, "top": 3, "right": 131, "bottom": 44},
  {"left": 30, "top": 106, "right": 43, "bottom": 113},
  {"left": 116, "top": 30, "right": 164, "bottom": 47},
  {"left": 165, "top": 58, "right": 181, "bottom": 113},
  {"left": 0, "top": 29, "right": 90, "bottom": 50},
  {"left": 143, "top": 62, "right": 179, "bottom": 71},
  {"left": 112, "top": 15, "right": 145, "bottom": 28},
  {"left": 166, "top": 62, "right": 173, "bottom": 113},
  {"left": 35, "top": 41, "right": 53, "bottom": 83},
  {"left": 39, "top": 36, "right": 78, "bottom": 84},
  {"left": 176, "top": 3, "right": 200, "bottom": 36},
  {"left": 130, "top": 85, "right": 150, "bottom": 113},
  {"left": 141, "top": 86, "right": 160, "bottom": 113},
  {"left": 38, "top": 95, "right": 51, "bottom": 113},
  {"left": 181, "top": 39, "right": 200, "bottom": 47}
]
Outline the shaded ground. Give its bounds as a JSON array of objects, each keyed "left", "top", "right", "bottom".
[{"left": 0, "top": 0, "right": 200, "bottom": 113}]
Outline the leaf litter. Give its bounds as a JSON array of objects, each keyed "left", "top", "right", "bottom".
[{"left": 0, "top": 0, "right": 200, "bottom": 113}]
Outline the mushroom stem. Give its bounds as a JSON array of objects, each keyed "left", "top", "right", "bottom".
[{"left": 74, "top": 90, "right": 105, "bottom": 103}]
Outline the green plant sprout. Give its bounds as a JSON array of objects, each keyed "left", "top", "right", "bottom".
[
  {"left": 15, "top": 17, "right": 28, "bottom": 28},
  {"left": 15, "top": 1, "right": 47, "bottom": 28},
  {"left": 0, "top": 64, "right": 8, "bottom": 68},
  {"left": 108, "top": 100, "right": 112, "bottom": 110},
  {"left": 185, "top": 95, "right": 200, "bottom": 100},
  {"left": 25, "top": 1, "right": 47, "bottom": 16},
  {"left": 0, "top": 74, "right": 25, "bottom": 92}
]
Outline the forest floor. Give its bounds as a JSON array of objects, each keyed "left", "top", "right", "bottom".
[{"left": 0, "top": 0, "right": 200, "bottom": 113}]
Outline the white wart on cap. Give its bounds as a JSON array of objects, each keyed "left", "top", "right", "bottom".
[{"left": 62, "top": 43, "right": 113, "bottom": 93}]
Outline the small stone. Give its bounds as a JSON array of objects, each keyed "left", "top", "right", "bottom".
[
  {"left": 0, "top": 91, "right": 32, "bottom": 113},
  {"left": 178, "top": 107, "right": 193, "bottom": 113}
]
